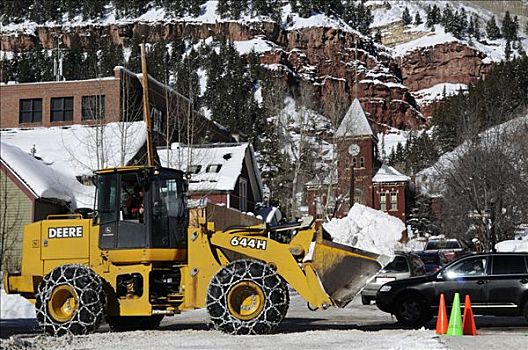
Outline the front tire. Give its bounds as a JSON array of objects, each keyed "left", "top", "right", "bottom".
[
  {"left": 361, "top": 295, "right": 372, "bottom": 305},
  {"left": 523, "top": 301, "right": 528, "bottom": 323},
  {"left": 206, "top": 259, "right": 289, "bottom": 335},
  {"left": 395, "top": 294, "right": 431, "bottom": 328},
  {"left": 36, "top": 264, "right": 105, "bottom": 336}
]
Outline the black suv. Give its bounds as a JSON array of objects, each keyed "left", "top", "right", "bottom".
[{"left": 375, "top": 253, "right": 528, "bottom": 327}]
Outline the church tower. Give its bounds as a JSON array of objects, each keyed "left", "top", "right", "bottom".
[{"left": 335, "top": 99, "right": 378, "bottom": 217}]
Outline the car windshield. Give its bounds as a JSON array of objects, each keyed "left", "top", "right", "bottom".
[
  {"left": 418, "top": 254, "right": 439, "bottom": 264},
  {"left": 383, "top": 256, "right": 408, "bottom": 273},
  {"left": 425, "top": 240, "right": 461, "bottom": 250}
]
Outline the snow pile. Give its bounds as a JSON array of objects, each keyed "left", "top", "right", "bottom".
[
  {"left": 0, "top": 286, "right": 35, "bottom": 319},
  {"left": 323, "top": 204, "right": 405, "bottom": 257}
]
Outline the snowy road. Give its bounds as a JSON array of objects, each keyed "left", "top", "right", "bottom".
[{"left": 1, "top": 294, "right": 527, "bottom": 349}]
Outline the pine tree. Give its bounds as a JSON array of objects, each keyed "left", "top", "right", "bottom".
[
  {"left": 486, "top": 16, "right": 501, "bottom": 40},
  {"left": 505, "top": 39, "right": 512, "bottom": 61},
  {"left": 414, "top": 12, "right": 422, "bottom": 26},
  {"left": 0, "top": 52, "right": 13, "bottom": 82},
  {"left": 442, "top": 4, "right": 453, "bottom": 31},
  {"left": 474, "top": 16, "right": 481, "bottom": 40},
  {"left": 63, "top": 33, "right": 84, "bottom": 80},
  {"left": 216, "top": 0, "right": 229, "bottom": 17},
  {"left": 17, "top": 51, "right": 36, "bottom": 83},
  {"left": 501, "top": 11, "right": 518, "bottom": 42},
  {"left": 374, "top": 28, "right": 382, "bottom": 43},
  {"left": 402, "top": 7, "right": 412, "bottom": 25},
  {"left": 125, "top": 34, "right": 143, "bottom": 73},
  {"left": 99, "top": 40, "right": 125, "bottom": 77}
]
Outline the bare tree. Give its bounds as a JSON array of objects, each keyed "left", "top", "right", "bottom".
[{"left": 437, "top": 117, "right": 528, "bottom": 250}]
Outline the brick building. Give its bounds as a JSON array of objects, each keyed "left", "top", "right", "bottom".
[
  {"left": 307, "top": 99, "right": 410, "bottom": 221},
  {"left": 0, "top": 66, "right": 233, "bottom": 144}
]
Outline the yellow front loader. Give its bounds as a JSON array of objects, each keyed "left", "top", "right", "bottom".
[{"left": 4, "top": 166, "right": 386, "bottom": 336}]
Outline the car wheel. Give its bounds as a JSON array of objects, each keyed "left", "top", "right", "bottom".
[
  {"left": 523, "top": 301, "right": 528, "bottom": 323},
  {"left": 361, "top": 296, "right": 371, "bottom": 305},
  {"left": 395, "top": 294, "right": 430, "bottom": 328}
]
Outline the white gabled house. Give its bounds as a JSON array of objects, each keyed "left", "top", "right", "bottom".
[{"left": 158, "top": 143, "right": 264, "bottom": 212}]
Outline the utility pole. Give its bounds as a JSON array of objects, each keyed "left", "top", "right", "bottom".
[
  {"left": 53, "top": 34, "right": 64, "bottom": 81},
  {"left": 140, "top": 43, "right": 155, "bottom": 167}
]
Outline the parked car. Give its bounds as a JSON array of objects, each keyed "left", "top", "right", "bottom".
[
  {"left": 415, "top": 251, "right": 449, "bottom": 274},
  {"left": 375, "top": 253, "right": 528, "bottom": 328},
  {"left": 423, "top": 238, "right": 469, "bottom": 262},
  {"left": 361, "top": 252, "right": 426, "bottom": 305}
]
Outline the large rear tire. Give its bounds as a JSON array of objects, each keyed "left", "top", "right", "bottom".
[
  {"left": 206, "top": 259, "right": 289, "bottom": 335},
  {"left": 106, "top": 315, "right": 164, "bottom": 332},
  {"left": 36, "top": 264, "right": 105, "bottom": 336}
]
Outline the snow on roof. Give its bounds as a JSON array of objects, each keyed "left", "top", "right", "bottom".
[
  {"left": 323, "top": 203, "right": 405, "bottom": 258},
  {"left": 336, "top": 99, "right": 374, "bottom": 138},
  {"left": 0, "top": 142, "right": 94, "bottom": 208},
  {"left": 373, "top": 164, "right": 410, "bottom": 183},
  {"left": 158, "top": 143, "right": 261, "bottom": 194},
  {"left": 0, "top": 122, "right": 147, "bottom": 178}
]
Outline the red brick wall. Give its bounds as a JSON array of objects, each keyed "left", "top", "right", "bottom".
[
  {"left": 336, "top": 136, "right": 376, "bottom": 217},
  {"left": 0, "top": 79, "right": 121, "bottom": 128},
  {"left": 373, "top": 183, "right": 407, "bottom": 222}
]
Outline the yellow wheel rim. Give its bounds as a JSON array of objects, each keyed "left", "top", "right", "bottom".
[
  {"left": 48, "top": 285, "right": 79, "bottom": 323},
  {"left": 227, "top": 281, "right": 265, "bottom": 321}
]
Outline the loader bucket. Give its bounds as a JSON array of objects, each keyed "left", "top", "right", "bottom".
[{"left": 310, "top": 239, "right": 392, "bottom": 308}]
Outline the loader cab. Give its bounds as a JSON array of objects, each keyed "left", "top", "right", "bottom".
[{"left": 94, "top": 166, "right": 188, "bottom": 251}]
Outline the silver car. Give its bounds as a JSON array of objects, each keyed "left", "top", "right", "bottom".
[{"left": 361, "top": 252, "right": 426, "bottom": 305}]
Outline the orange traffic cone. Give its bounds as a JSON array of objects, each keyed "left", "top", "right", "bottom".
[
  {"left": 462, "top": 295, "right": 477, "bottom": 336},
  {"left": 436, "top": 293, "right": 448, "bottom": 335}
]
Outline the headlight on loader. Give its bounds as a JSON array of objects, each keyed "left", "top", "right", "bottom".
[{"left": 379, "top": 285, "right": 392, "bottom": 292}]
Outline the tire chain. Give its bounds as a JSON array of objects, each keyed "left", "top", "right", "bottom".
[
  {"left": 206, "top": 259, "right": 289, "bottom": 335},
  {"left": 36, "top": 264, "right": 106, "bottom": 336}
]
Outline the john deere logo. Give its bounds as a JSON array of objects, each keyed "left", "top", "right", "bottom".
[{"left": 48, "top": 226, "right": 83, "bottom": 238}]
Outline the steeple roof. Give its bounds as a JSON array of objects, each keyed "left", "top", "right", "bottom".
[{"left": 335, "top": 98, "right": 374, "bottom": 138}]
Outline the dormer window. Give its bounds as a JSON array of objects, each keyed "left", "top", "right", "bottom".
[
  {"left": 189, "top": 165, "right": 202, "bottom": 174},
  {"left": 206, "top": 164, "right": 222, "bottom": 173}
]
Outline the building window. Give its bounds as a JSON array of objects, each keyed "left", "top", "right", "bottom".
[
  {"left": 359, "top": 157, "right": 365, "bottom": 168},
  {"left": 51, "top": 97, "right": 74, "bottom": 122},
  {"left": 390, "top": 191, "right": 398, "bottom": 210},
  {"left": 19, "top": 98, "right": 42, "bottom": 123},
  {"left": 351, "top": 157, "right": 357, "bottom": 168},
  {"left": 379, "top": 192, "right": 387, "bottom": 211},
  {"left": 239, "top": 178, "right": 247, "bottom": 212},
  {"left": 188, "top": 165, "right": 202, "bottom": 174},
  {"left": 206, "top": 164, "right": 222, "bottom": 173},
  {"left": 82, "top": 95, "right": 105, "bottom": 120}
]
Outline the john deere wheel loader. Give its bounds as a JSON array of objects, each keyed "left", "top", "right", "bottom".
[
  {"left": 3, "top": 46, "right": 387, "bottom": 336},
  {"left": 4, "top": 165, "right": 388, "bottom": 335}
]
